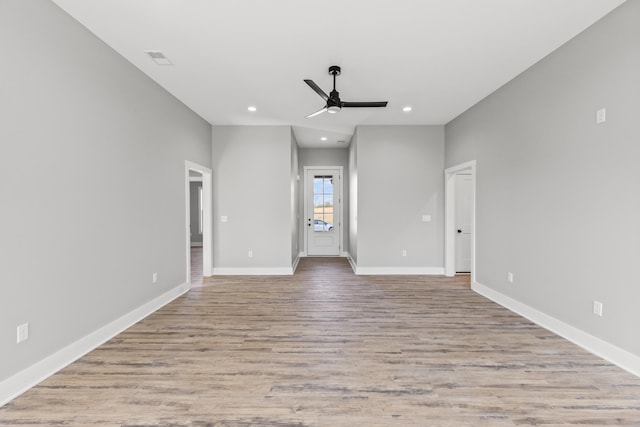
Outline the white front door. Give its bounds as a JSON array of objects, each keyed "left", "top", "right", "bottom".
[
  {"left": 455, "top": 173, "right": 472, "bottom": 272},
  {"left": 306, "top": 168, "right": 341, "bottom": 256}
]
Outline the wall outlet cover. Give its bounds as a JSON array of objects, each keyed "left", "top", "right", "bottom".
[{"left": 593, "top": 300, "right": 603, "bottom": 316}]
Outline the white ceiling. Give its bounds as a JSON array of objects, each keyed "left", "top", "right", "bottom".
[{"left": 51, "top": 0, "right": 625, "bottom": 147}]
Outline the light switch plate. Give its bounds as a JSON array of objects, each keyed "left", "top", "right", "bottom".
[
  {"left": 17, "top": 323, "right": 29, "bottom": 343},
  {"left": 422, "top": 215, "right": 432, "bottom": 222},
  {"left": 221, "top": 216, "right": 228, "bottom": 222},
  {"left": 596, "top": 108, "right": 606, "bottom": 124}
]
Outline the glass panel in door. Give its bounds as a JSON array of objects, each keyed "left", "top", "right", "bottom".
[{"left": 313, "top": 175, "right": 334, "bottom": 233}]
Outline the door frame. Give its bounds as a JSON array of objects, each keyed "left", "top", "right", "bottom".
[
  {"left": 302, "top": 166, "right": 344, "bottom": 257},
  {"left": 444, "top": 160, "right": 476, "bottom": 282},
  {"left": 185, "top": 160, "right": 213, "bottom": 283}
]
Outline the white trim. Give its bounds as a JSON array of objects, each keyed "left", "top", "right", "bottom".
[
  {"left": 345, "top": 252, "right": 357, "bottom": 273},
  {"left": 444, "top": 160, "right": 477, "bottom": 282},
  {"left": 212, "top": 267, "right": 294, "bottom": 276},
  {"left": 190, "top": 242, "right": 203, "bottom": 247},
  {"left": 188, "top": 176, "right": 203, "bottom": 182},
  {"left": 185, "top": 161, "right": 213, "bottom": 278},
  {"left": 355, "top": 266, "right": 445, "bottom": 275},
  {"left": 0, "top": 282, "right": 189, "bottom": 407},
  {"left": 472, "top": 281, "right": 640, "bottom": 378},
  {"left": 292, "top": 253, "right": 301, "bottom": 273},
  {"left": 303, "top": 166, "right": 344, "bottom": 257}
]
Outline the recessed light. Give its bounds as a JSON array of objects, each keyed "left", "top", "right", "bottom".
[
  {"left": 247, "top": 106, "right": 257, "bottom": 112},
  {"left": 321, "top": 137, "right": 327, "bottom": 141},
  {"left": 403, "top": 106, "right": 412, "bottom": 112}
]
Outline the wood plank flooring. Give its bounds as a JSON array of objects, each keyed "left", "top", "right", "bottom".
[
  {"left": 190, "top": 246, "right": 203, "bottom": 286},
  {"left": 2, "top": 257, "right": 640, "bottom": 426}
]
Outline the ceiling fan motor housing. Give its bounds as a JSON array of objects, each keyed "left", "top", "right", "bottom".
[{"left": 328, "top": 65, "right": 341, "bottom": 76}]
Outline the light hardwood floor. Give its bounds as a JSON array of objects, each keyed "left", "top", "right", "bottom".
[
  {"left": 191, "top": 246, "right": 203, "bottom": 286},
  {"left": 2, "top": 257, "right": 640, "bottom": 426}
]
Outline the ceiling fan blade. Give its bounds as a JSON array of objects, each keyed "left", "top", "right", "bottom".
[
  {"left": 341, "top": 101, "right": 388, "bottom": 108},
  {"left": 305, "top": 107, "right": 327, "bottom": 118},
  {"left": 304, "top": 79, "right": 329, "bottom": 101}
]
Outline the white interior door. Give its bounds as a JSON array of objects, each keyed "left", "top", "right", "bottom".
[
  {"left": 306, "top": 169, "right": 340, "bottom": 256},
  {"left": 455, "top": 174, "right": 472, "bottom": 272}
]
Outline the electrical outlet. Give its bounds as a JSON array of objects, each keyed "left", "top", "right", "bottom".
[
  {"left": 17, "top": 323, "right": 29, "bottom": 343},
  {"left": 507, "top": 272, "right": 514, "bottom": 283},
  {"left": 248, "top": 250, "right": 253, "bottom": 258},
  {"left": 593, "top": 300, "right": 603, "bottom": 317},
  {"left": 402, "top": 249, "right": 407, "bottom": 257},
  {"left": 152, "top": 273, "right": 158, "bottom": 284}
]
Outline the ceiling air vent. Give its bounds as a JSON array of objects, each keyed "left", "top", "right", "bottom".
[{"left": 144, "top": 50, "right": 172, "bottom": 65}]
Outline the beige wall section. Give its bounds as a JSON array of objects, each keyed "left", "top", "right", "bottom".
[
  {"left": 445, "top": 1, "right": 640, "bottom": 357},
  {"left": 212, "top": 126, "right": 293, "bottom": 271},
  {"left": 354, "top": 125, "right": 445, "bottom": 270},
  {"left": 0, "top": 0, "right": 212, "bottom": 382}
]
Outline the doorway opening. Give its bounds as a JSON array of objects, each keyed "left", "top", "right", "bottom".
[
  {"left": 185, "top": 161, "right": 212, "bottom": 287},
  {"left": 303, "top": 166, "right": 343, "bottom": 256},
  {"left": 189, "top": 170, "right": 204, "bottom": 285},
  {"left": 444, "top": 161, "right": 476, "bottom": 283}
]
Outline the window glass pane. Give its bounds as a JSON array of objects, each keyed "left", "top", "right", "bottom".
[
  {"left": 323, "top": 178, "right": 334, "bottom": 195},
  {"left": 312, "top": 175, "right": 335, "bottom": 233}
]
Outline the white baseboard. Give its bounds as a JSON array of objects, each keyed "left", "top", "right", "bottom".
[
  {"left": 472, "top": 281, "right": 640, "bottom": 378},
  {"left": 345, "top": 253, "right": 357, "bottom": 274},
  {"left": 355, "top": 266, "right": 445, "bottom": 275},
  {"left": 212, "top": 267, "right": 294, "bottom": 276},
  {"left": 0, "top": 282, "right": 190, "bottom": 407},
  {"left": 292, "top": 254, "right": 301, "bottom": 274}
]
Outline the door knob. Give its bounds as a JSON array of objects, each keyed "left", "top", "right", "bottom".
[{"left": 457, "top": 229, "right": 462, "bottom": 233}]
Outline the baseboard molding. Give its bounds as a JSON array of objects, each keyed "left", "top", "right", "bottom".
[
  {"left": 292, "top": 254, "right": 301, "bottom": 274},
  {"left": 345, "top": 253, "right": 357, "bottom": 273},
  {"left": 355, "top": 266, "right": 445, "bottom": 275},
  {"left": 212, "top": 267, "right": 294, "bottom": 276},
  {"left": 472, "top": 281, "right": 640, "bottom": 378},
  {"left": 0, "top": 282, "right": 190, "bottom": 407}
]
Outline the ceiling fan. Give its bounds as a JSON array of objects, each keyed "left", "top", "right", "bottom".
[{"left": 304, "top": 65, "right": 388, "bottom": 118}]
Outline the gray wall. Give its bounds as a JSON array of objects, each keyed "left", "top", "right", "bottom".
[
  {"left": 189, "top": 181, "right": 203, "bottom": 244},
  {"left": 298, "top": 147, "right": 350, "bottom": 254},
  {"left": 0, "top": 0, "right": 212, "bottom": 382},
  {"left": 348, "top": 132, "right": 359, "bottom": 262},
  {"left": 290, "top": 131, "right": 300, "bottom": 263},
  {"left": 355, "top": 125, "right": 445, "bottom": 269},
  {"left": 212, "top": 126, "right": 293, "bottom": 270},
  {"left": 445, "top": 1, "right": 640, "bottom": 357}
]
